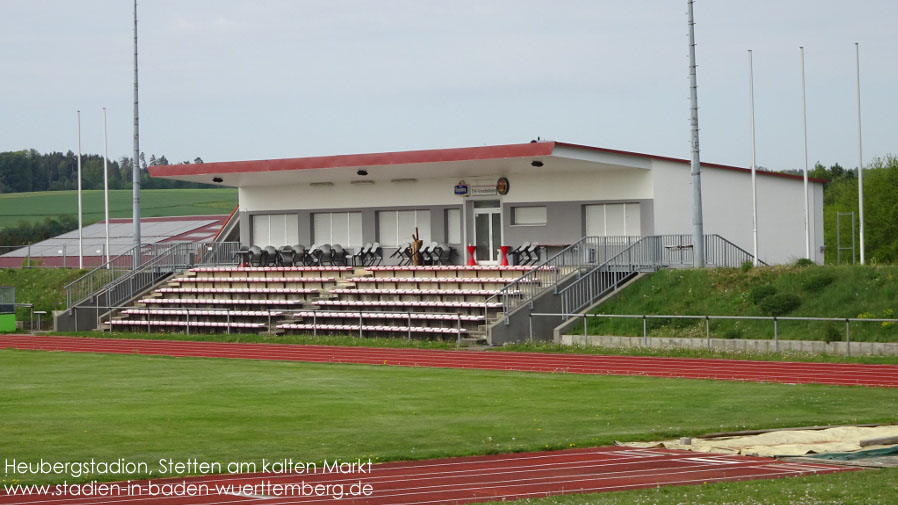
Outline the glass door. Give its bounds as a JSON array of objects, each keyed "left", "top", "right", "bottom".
[{"left": 473, "top": 204, "right": 502, "bottom": 264}]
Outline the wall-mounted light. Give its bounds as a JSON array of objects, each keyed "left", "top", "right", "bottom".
[
  {"left": 310, "top": 182, "right": 334, "bottom": 187},
  {"left": 356, "top": 169, "right": 368, "bottom": 176},
  {"left": 390, "top": 178, "right": 417, "bottom": 184},
  {"left": 350, "top": 180, "right": 375, "bottom": 185},
  {"left": 531, "top": 160, "right": 544, "bottom": 167},
  {"left": 212, "top": 177, "right": 223, "bottom": 183}
]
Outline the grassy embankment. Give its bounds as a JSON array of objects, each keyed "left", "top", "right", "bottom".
[
  {"left": 0, "top": 188, "right": 237, "bottom": 229},
  {"left": 2, "top": 349, "right": 897, "bottom": 488},
  {"left": 573, "top": 264, "right": 898, "bottom": 343}
]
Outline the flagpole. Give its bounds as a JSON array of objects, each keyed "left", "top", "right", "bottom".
[
  {"left": 687, "top": 0, "right": 705, "bottom": 267},
  {"left": 800, "top": 47, "right": 810, "bottom": 260},
  {"left": 102, "top": 107, "right": 111, "bottom": 266},
  {"left": 76, "top": 110, "right": 83, "bottom": 269},
  {"left": 748, "top": 50, "right": 759, "bottom": 266},
  {"left": 855, "top": 42, "right": 865, "bottom": 265}
]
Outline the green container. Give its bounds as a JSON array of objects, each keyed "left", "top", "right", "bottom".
[{"left": 0, "top": 313, "right": 15, "bottom": 332}]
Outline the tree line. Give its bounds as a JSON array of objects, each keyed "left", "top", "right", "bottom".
[{"left": 0, "top": 149, "right": 212, "bottom": 194}]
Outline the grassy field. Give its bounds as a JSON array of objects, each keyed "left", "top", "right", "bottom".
[
  {"left": 492, "top": 467, "right": 898, "bottom": 505},
  {"left": 0, "top": 268, "right": 86, "bottom": 325},
  {"left": 579, "top": 264, "right": 898, "bottom": 342},
  {"left": 0, "top": 188, "right": 237, "bottom": 228},
  {"left": 2, "top": 349, "right": 897, "bottom": 487}
]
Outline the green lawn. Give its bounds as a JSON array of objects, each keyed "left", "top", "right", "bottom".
[
  {"left": 2, "top": 349, "right": 896, "bottom": 487},
  {"left": 0, "top": 188, "right": 237, "bottom": 228},
  {"left": 491, "top": 467, "right": 898, "bottom": 505},
  {"left": 580, "top": 265, "right": 898, "bottom": 343}
]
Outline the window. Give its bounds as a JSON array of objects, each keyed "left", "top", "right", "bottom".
[
  {"left": 585, "top": 203, "right": 640, "bottom": 237},
  {"left": 252, "top": 215, "right": 269, "bottom": 246},
  {"left": 252, "top": 213, "right": 299, "bottom": 247},
  {"left": 313, "top": 212, "right": 362, "bottom": 247},
  {"left": 512, "top": 206, "right": 547, "bottom": 226},
  {"left": 446, "top": 208, "right": 461, "bottom": 244},
  {"left": 378, "top": 210, "right": 431, "bottom": 247}
]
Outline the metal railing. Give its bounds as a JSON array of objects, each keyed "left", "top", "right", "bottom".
[
  {"left": 487, "top": 234, "right": 761, "bottom": 324},
  {"left": 559, "top": 236, "right": 662, "bottom": 316},
  {"left": 95, "top": 305, "right": 474, "bottom": 348},
  {"left": 483, "top": 236, "right": 642, "bottom": 320},
  {"left": 529, "top": 312, "right": 898, "bottom": 356},
  {"left": 65, "top": 242, "right": 241, "bottom": 309}
]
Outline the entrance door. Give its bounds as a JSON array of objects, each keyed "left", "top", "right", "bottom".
[{"left": 473, "top": 202, "right": 502, "bottom": 264}]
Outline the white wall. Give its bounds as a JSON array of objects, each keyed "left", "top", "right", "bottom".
[
  {"left": 651, "top": 159, "right": 824, "bottom": 264},
  {"left": 239, "top": 169, "right": 653, "bottom": 212}
]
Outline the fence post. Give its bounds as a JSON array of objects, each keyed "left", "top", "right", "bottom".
[
  {"left": 774, "top": 317, "right": 779, "bottom": 352},
  {"left": 407, "top": 311, "right": 412, "bottom": 340},
  {"left": 528, "top": 312, "right": 533, "bottom": 342},
  {"left": 773, "top": 318, "right": 778, "bottom": 348},
  {"left": 456, "top": 313, "right": 462, "bottom": 349},
  {"left": 313, "top": 310, "right": 317, "bottom": 337},
  {"left": 359, "top": 312, "right": 363, "bottom": 338},
  {"left": 26, "top": 245, "right": 31, "bottom": 268},
  {"left": 643, "top": 315, "right": 647, "bottom": 346},
  {"left": 845, "top": 319, "right": 851, "bottom": 356},
  {"left": 227, "top": 311, "right": 231, "bottom": 335},
  {"left": 62, "top": 244, "right": 67, "bottom": 268},
  {"left": 705, "top": 316, "right": 710, "bottom": 349},
  {"left": 185, "top": 308, "right": 190, "bottom": 335},
  {"left": 268, "top": 310, "right": 272, "bottom": 336}
]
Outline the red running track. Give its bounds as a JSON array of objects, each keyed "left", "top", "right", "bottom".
[
  {"left": 0, "top": 447, "right": 853, "bottom": 505},
  {"left": 3, "top": 335, "right": 898, "bottom": 387}
]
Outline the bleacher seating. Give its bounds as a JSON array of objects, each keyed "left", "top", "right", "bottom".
[{"left": 107, "top": 262, "right": 543, "bottom": 340}]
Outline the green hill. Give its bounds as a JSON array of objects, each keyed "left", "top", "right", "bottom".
[
  {"left": 0, "top": 188, "right": 237, "bottom": 229},
  {"left": 585, "top": 264, "right": 898, "bottom": 342}
]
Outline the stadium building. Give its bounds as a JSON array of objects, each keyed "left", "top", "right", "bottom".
[{"left": 149, "top": 140, "right": 825, "bottom": 265}]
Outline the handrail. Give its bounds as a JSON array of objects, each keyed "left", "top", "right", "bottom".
[
  {"left": 529, "top": 311, "right": 894, "bottom": 355},
  {"left": 484, "top": 236, "right": 642, "bottom": 319},
  {"left": 66, "top": 241, "right": 241, "bottom": 310},
  {"left": 64, "top": 244, "right": 144, "bottom": 308},
  {"left": 488, "top": 234, "right": 762, "bottom": 324}
]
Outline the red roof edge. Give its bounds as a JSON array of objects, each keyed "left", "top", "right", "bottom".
[
  {"left": 149, "top": 142, "right": 556, "bottom": 178},
  {"left": 554, "top": 142, "right": 828, "bottom": 183}
]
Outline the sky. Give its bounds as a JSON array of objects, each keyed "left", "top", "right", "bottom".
[{"left": 1, "top": 0, "right": 896, "bottom": 172}]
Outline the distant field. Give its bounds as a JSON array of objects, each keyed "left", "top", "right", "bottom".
[{"left": 0, "top": 189, "right": 237, "bottom": 228}]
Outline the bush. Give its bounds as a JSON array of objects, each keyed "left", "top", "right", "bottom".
[
  {"left": 823, "top": 324, "right": 842, "bottom": 344},
  {"left": 758, "top": 293, "right": 802, "bottom": 316},
  {"left": 801, "top": 272, "right": 835, "bottom": 291},
  {"left": 749, "top": 285, "right": 777, "bottom": 305},
  {"left": 795, "top": 258, "right": 815, "bottom": 267},
  {"left": 722, "top": 327, "right": 743, "bottom": 339},
  {"left": 740, "top": 260, "right": 753, "bottom": 272}
]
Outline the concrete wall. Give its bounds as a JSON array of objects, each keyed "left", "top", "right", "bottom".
[
  {"left": 651, "top": 160, "right": 825, "bottom": 265},
  {"left": 560, "top": 334, "right": 898, "bottom": 356}
]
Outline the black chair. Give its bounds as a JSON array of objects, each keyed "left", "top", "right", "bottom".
[
  {"left": 353, "top": 243, "right": 372, "bottom": 266},
  {"left": 524, "top": 242, "right": 542, "bottom": 265},
  {"left": 393, "top": 242, "right": 411, "bottom": 266},
  {"left": 312, "top": 244, "right": 333, "bottom": 266},
  {"left": 262, "top": 246, "right": 279, "bottom": 267},
  {"left": 277, "top": 245, "right": 296, "bottom": 266},
  {"left": 432, "top": 243, "right": 452, "bottom": 265},
  {"left": 331, "top": 244, "right": 350, "bottom": 266},
  {"left": 420, "top": 242, "right": 435, "bottom": 265},
  {"left": 247, "top": 246, "right": 264, "bottom": 267},
  {"left": 234, "top": 245, "right": 251, "bottom": 266},
  {"left": 509, "top": 242, "right": 530, "bottom": 266},
  {"left": 293, "top": 244, "right": 308, "bottom": 265},
  {"left": 366, "top": 242, "right": 383, "bottom": 266}
]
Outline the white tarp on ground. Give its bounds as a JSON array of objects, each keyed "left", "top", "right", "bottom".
[{"left": 621, "top": 425, "right": 898, "bottom": 458}]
